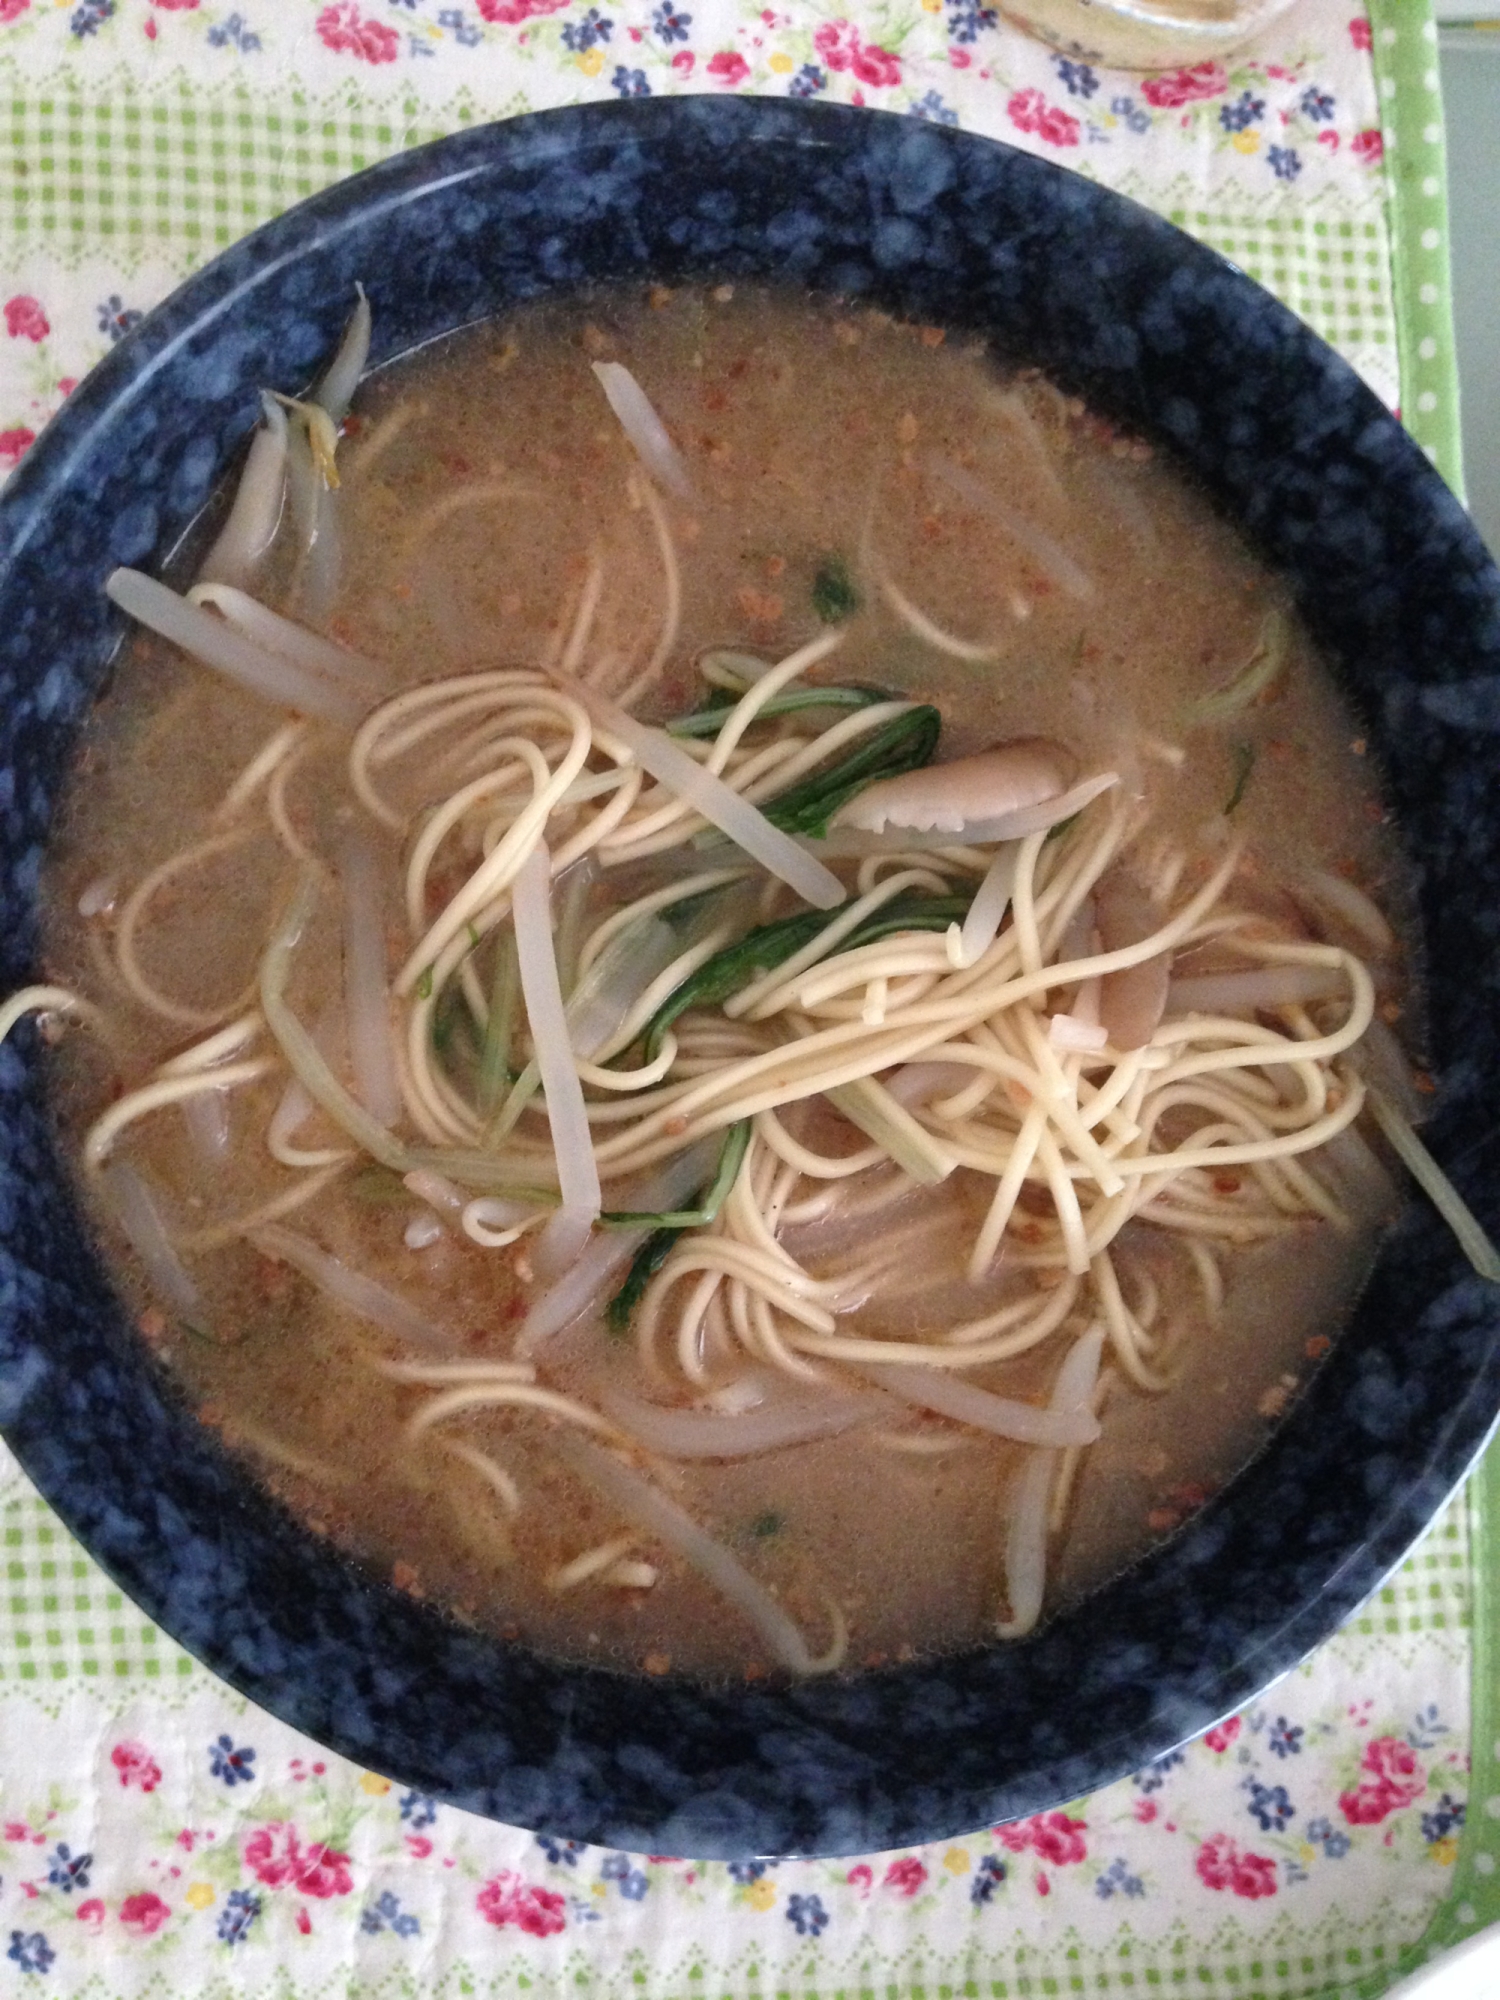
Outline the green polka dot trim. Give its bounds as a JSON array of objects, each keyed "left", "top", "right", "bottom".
[{"left": 1367, "top": 0, "right": 1464, "bottom": 492}]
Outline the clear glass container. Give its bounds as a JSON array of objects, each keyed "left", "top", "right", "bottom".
[{"left": 995, "top": 0, "right": 1301, "bottom": 70}]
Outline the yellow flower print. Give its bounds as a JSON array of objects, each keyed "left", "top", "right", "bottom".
[
  {"left": 944, "top": 1846, "right": 970, "bottom": 1874},
  {"left": 360, "top": 1772, "right": 391, "bottom": 1796},
  {"left": 1232, "top": 130, "right": 1261, "bottom": 156},
  {"left": 185, "top": 1883, "right": 215, "bottom": 1911},
  {"left": 744, "top": 1877, "right": 777, "bottom": 1911},
  {"left": 769, "top": 52, "right": 793, "bottom": 73},
  {"left": 1432, "top": 1836, "right": 1459, "bottom": 1867},
  {"left": 577, "top": 47, "right": 605, "bottom": 75}
]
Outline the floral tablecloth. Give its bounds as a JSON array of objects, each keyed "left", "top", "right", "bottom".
[{"left": 0, "top": 2, "right": 1492, "bottom": 1995}]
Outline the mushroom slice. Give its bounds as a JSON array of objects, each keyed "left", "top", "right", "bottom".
[
  {"left": 1096, "top": 871, "right": 1171, "bottom": 1050},
  {"left": 831, "top": 738, "right": 1073, "bottom": 836}
]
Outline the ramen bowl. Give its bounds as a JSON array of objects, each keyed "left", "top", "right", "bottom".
[{"left": 1, "top": 96, "right": 1498, "bottom": 1860}]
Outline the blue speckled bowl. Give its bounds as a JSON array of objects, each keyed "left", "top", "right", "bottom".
[{"left": 2, "top": 98, "right": 1498, "bottom": 1861}]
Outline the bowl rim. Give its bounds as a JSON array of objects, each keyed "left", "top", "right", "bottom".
[{"left": 2, "top": 93, "right": 1499, "bottom": 1860}]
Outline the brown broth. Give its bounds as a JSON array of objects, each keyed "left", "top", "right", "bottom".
[{"left": 40, "top": 285, "right": 1411, "bottom": 1681}]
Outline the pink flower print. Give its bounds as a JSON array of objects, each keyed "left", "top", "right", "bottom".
[
  {"left": 406, "top": 1834, "right": 433, "bottom": 1859},
  {"left": 294, "top": 1841, "right": 353, "bottom": 1899},
  {"left": 813, "top": 18, "right": 859, "bottom": 68},
  {"left": 477, "top": 1870, "right": 568, "bottom": 1937},
  {"left": 846, "top": 1863, "right": 872, "bottom": 1895},
  {"left": 4, "top": 296, "right": 48, "bottom": 342},
  {"left": 999, "top": 1811, "right": 1088, "bottom": 1863},
  {"left": 120, "top": 1892, "right": 170, "bottom": 1937},
  {"left": 150, "top": 0, "right": 201, "bottom": 9},
  {"left": 295, "top": 1907, "right": 312, "bottom": 1935},
  {"left": 1196, "top": 1833, "right": 1277, "bottom": 1898},
  {"left": 671, "top": 47, "right": 693, "bottom": 70},
  {"left": 315, "top": 2, "right": 399, "bottom": 60},
  {"left": 706, "top": 49, "right": 749, "bottom": 84},
  {"left": 883, "top": 1856, "right": 927, "bottom": 1896},
  {"left": 1349, "top": 17, "right": 1372, "bottom": 51},
  {"left": 0, "top": 0, "right": 31, "bottom": 21},
  {"left": 1350, "top": 128, "right": 1384, "bottom": 165},
  {"left": 1204, "top": 1717, "right": 1241, "bottom": 1754},
  {"left": 1140, "top": 62, "right": 1227, "bottom": 108},
  {"left": 75, "top": 1899, "right": 105, "bottom": 1932},
  {"left": 244, "top": 1822, "right": 302, "bottom": 1889},
  {"left": 852, "top": 40, "right": 900, "bottom": 87},
  {"left": 0, "top": 427, "right": 37, "bottom": 467},
  {"left": 477, "top": 0, "right": 570, "bottom": 18},
  {"left": 1133, "top": 1797, "right": 1158, "bottom": 1823},
  {"left": 111, "top": 1741, "right": 162, "bottom": 1793},
  {"left": 1005, "top": 88, "right": 1081, "bottom": 148},
  {"left": 1340, "top": 1735, "right": 1425, "bottom": 1825},
  {"left": 4, "top": 1821, "right": 31, "bottom": 1842}
]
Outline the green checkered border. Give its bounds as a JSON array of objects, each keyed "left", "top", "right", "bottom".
[
  {"left": 1, "top": 84, "right": 526, "bottom": 267},
  {"left": 1166, "top": 209, "right": 1395, "bottom": 372},
  {"left": 0, "top": 1484, "right": 199, "bottom": 1689}
]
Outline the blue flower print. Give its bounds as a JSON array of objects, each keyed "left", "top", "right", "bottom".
[
  {"left": 1246, "top": 1779, "right": 1294, "bottom": 1832},
  {"left": 1267, "top": 1717, "right": 1304, "bottom": 1759},
  {"left": 946, "top": 0, "right": 997, "bottom": 42},
  {"left": 217, "top": 1890, "right": 261, "bottom": 1945},
  {"left": 539, "top": 1835, "right": 586, "bottom": 1866},
  {"left": 1306, "top": 1816, "right": 1351, "bottom": 1859},
  {"left": 1095, "top": 1856, "right": 1144, "bottom": 1899},
  {"left": 1268, "top": 146, "right": 1302, "bottom": 182},
  {"left": 1134, "top": 1749, "right": 1184, "bottom": 1794},
  {"left": 209, "top": 1734, "right": 257, "bottom": 1787},
  {"left": 612, "top": 66, "right": 650, "bottom": 96},
  {"left": 1110, "top": 94, "right": 1151, "bottom": 134},
  {"left": 560, "top": 8, "right": 612, "bottom": 50},
  {"left": 911, "top": 90, "right": 959, "bottom": 127},
  {"left": 601, "top": 1853, "right": 649, "bottom": 1900},
  {"left": 399, "top": 1792, "right": 437, "bottom": 1829},
  {"left": 1300, "top": 85, "right": 1335, "bottom": 122},
  {"left": 728, "top": 1859, "right": 768, "bottom": 1883},
  {"left": 70, "top": 0, "right": 114, "bottom": 36},
  {"left": 8, "top": 1932, "right": 55, "bottom": 1976},
  {"left": 1422, "top": 1795, "right": 1466, "bottom": 1844},
  {"left": 437, "top": 6, "right": 482, "bottom": 42},
  {"left": 96, "top": 296, "right": 143, "bottom": 344},
  {"left": 206, "top": 12, "right": 262, "bottom": 49},
  {"left": 47, "top": 1844, "right": 92, "bottom": 1894},
  {"left": 786, "top": 1892, "right": 828, "bottom": 1936},
  {"left": 1054, "top": 56, "right": 1097, "bottom": 98},
  {"left": 788, "top": 63, "right": 825, "bottom": 97},
  {"left": 652, "top": 2, "right": 690, "bottom": 40},
  {"left": 971, "top": 1854, "right": 1006, "bottom": 1905},
  {"left": 1409, "top": 1704, "right": 1450, "bottom": 1751},
  {"left": 361, "top": 1890, "right": 420, "bottom": 1937},
  {"left": 1219, "top": 90, "right": 1265, "bottom": 132}
]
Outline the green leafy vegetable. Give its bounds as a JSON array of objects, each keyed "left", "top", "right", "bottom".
[
  {"left": 761, "top": 703, "right": 942, "bottom": 839},
  {"left": 811, "top": 556, "right": 860, "bottom": 624},
  {"left": 606, "top": 1226, "right": 684, "bottom": 1333},
  {"left": 666, "top": 684, "right": 888, "bottom": 739},
  {"left": 640, "top": 892, "right": 969, "bottom": 1062},
  {"left": 748, "top": 1510, "right": 785, "bottom": 1539},
  {"left": 477, "top": 932, "right": 520, "bottom": 1118},
  {"left": 601, "top": 1118, "right": 752, "bottom": 1228},
  {"left": 1183, "top": 609, "right": 1288, "bottom": 727},
  {"left": 1224, "top": 742, "right": 1256, "bottom": 815}
]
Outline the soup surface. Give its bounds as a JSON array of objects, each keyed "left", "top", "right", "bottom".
[{"left": 36, "top": 285, "right": 1413, "bottom": 1681}]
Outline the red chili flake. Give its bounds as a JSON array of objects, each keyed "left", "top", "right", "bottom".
[
  {"left": 1305, "top": 1334, "right": 1332, "bottom": 1360},
  {"left": 919, "top": 326, "right": 946, "bottom": 347},
  {"left": 1213, "top": 1173, "right": 1242, "bottom": 1196},
  {"left": 1415, "top": 1071, "right": 1437, "bottom": 1095}
]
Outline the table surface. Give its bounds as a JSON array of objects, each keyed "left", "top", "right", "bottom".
[{"left": 0, "top": 4, "right": 1495, "bottom": 1996}]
